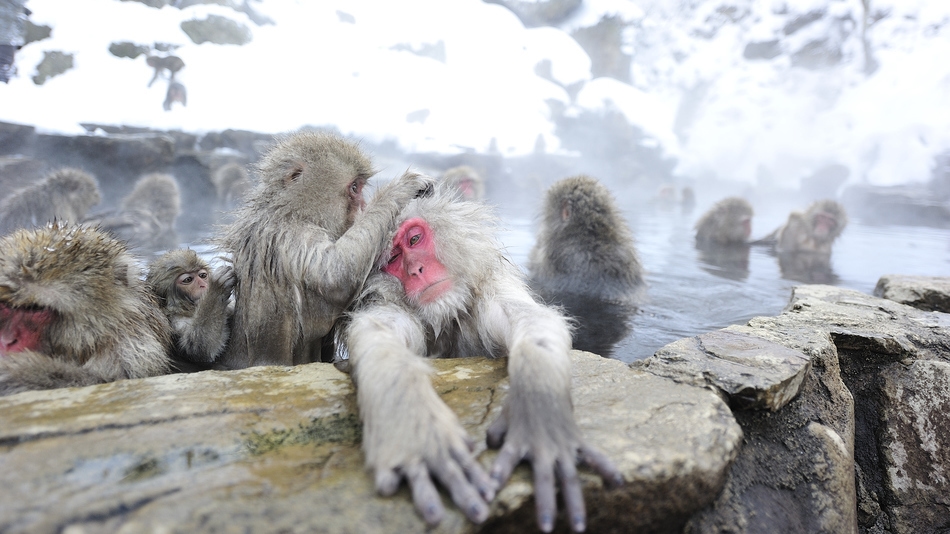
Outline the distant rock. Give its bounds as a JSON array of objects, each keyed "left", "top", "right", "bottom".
[
  {"left": 31, "top": 50, "right": 73, "bottom": 85},
  {"left": 874, "top": 274, "right": 950, "bottom": 313},
  {"left": 180, "top": 14, "right": 252, "bottom": 46}
]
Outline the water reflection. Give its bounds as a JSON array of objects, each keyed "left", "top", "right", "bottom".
[{"left": 498, "top": 202, "right": 950, "bottom": 363}]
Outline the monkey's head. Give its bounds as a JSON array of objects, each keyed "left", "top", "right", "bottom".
[
  {"left": 0, "top": 224, "right": 142, "bottom": 360},
  {"left": 805, "top": 199, "right": 847, "bottom": 243},
  {"left": 123, "top": 173, "right": 181, "bottom": 226},
  {"left": 696, "top": 197, "right": 753, "bottom": 245},
  {"left": 255, "top": 132, "right": 376, "bottom": 237},
  {"left": 442, "top": 165, "right": 484, "bottom": 201},
  {"left": 46, "top": 167, "right": 102, "bottom": 213},
  {"left": 146, "top": 249, "right": 210, "bottom": 308}
]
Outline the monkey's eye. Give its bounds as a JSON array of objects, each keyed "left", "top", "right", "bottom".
[
  {"left": 197, "top": 270, "right": 209, "bottom": 279},
  {"left": 350, "top": 180, "right": 360, "bottom": 194},
  {"left": 408, "top": 234, "right": 422, "bottom": 246},
  {"left": 177, "top": 274, "right": 194, "bottom": 285},
  {"left": 387, "top": 250, "right": 402, "bottom": 264}
]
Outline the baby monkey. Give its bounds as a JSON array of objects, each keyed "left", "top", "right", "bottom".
[{"left": 146, "top": 249, "right": 234, "bottom": 371}]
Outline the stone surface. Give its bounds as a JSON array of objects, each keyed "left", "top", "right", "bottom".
[
  {"left": 877, "top": 360, "right": 950, "bottom": 532},
  {"left": 0, "top": 351, "right": 741, "bottom": 534},
  {"left": 874, "top": 274, "right": 950, "bottom": 313},
  {"left": 642, "top": 329, "right": 811, "bottom": 411},
  {"left": 683, "top": 284, "right": 950, "bottom": 534},
  {"left": 180, "top": 14, "right": 252, "bottom": 46}
]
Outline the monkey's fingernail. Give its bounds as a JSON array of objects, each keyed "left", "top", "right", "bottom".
[{"left": 572, "top": 514, "right": 586, "bottom": 532}]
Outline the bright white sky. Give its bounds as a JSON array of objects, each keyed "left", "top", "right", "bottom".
[{"left": 2, "top": 0, "right": 949, "bottom": 188}]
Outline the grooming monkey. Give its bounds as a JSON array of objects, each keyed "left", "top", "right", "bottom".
[
  {"left": 0, "top": 223, "right": 172, "bottom": 396},
  {"left": 344, "top": 182, "right": 623, "bottom": 532},
  {"left": 527, "top": 175, "right": 643, "bottom": 356},
  {"left": 216, "top": 130, "right": 435, "bottom": 368},
  {"left": 694, "top": 196, "right": 754, "bottom": 246},
  {"left": 0, "top": 167, "right": 101, "bottom": 235},
  {"left": 146, "top": 249, "right": 234, "bottom": 370},
  {"left": 758, "top": 199, "right": 848, "bottom": 255}
]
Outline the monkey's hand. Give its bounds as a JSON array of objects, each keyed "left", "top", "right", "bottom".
[
  {"left": 0, "top": 351, "right": 112, "bottom": 396},
  {"left": 211, "top": 264, "right": 236, "bottom": 296},
  {"left": 487, "top": 388, "right": 624, "bottom": 533},
  {"left": 378, "top": 171, "right": 437, "bottom": 202},
  {"left": 363, "top": 374, "right": 497, "bottom": 527}
]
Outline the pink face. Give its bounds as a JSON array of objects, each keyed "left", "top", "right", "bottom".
[
  {"left": 0, "top": 303, "right": 53, "bottom": 356},
  {"left": 176, "top": 269, "right": 209, "bottom": 302},
  {"left": 383, "top": 218, "right": 453, "bottom": 304},
  {"left": 812, "top": 212, "right": 836, "bottom": 239}
]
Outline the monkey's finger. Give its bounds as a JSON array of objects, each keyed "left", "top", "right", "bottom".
[
  {"left": 450, "top": 445, "right": 497, "bottom": 502},
  {"left": 406, "top": 462, "right": 445, "bottom": 526},
  {"left": 489, "top": 442, "right": 521, "bottom": 487},
  {"left": 486, "top": 413, "right": 509, "bottom": 449},
  {"left": 532, "top": 457, "right": 558, "bottom": 533},
  {"left": 579, "top": 444, "right": 625, "bottom": 488},
  {"left": 374, "top": 468, "right": 402, "bottom": 496},
  {"left": 557, "top": 457, "right": 586, "bottom": 532},
  {"left": 433, "top": 457, "right": 490, "bottom": 524}
]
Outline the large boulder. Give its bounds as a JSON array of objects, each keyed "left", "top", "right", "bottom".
[{"left": 0, "top": 351, "right": 742, "bottom": 534}]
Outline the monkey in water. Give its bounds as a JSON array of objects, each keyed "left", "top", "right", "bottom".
[
  {"left": 211, "top": 161, "right": 252, "bottom": 211},
  {"left": 527, "top": 175, "right": 643, "bottom": 357},
  {"left": 146, "top": 54, "right": 184, "bottom": 87},
  {"left": 146, "top": 249, "right": 235, "bottom": 371},
  {"left": 216, "top": 131, "right": 435, "bottom": 368},
  {"left": 0, "top": 167, "right": 101, "bottom": 235},
  {"left": 758, "top": 199, "right": 848, "bottom": 255},
  {"left": 89, "top": 172, "right": 181, "bottom": 253},
  {"left": 694, "top": 196, "right": 754, "bottom": 246},
  {"left": 440, "top": 165, "right": 485, "bottom": 201},
  {"left": 0, "top": 223, "right": 172, "bottom": 396},
  {"left": 343, "top": 182, "right": 623, "bottom": 532}
]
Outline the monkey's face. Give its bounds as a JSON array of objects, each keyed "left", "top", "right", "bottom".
[
  {"left": 383, "top": 218, "right": 452, "bottom": 305},
  {"left": 0, "top": 303, "right": 53, "bottom": 356},
  {"left": 347, "top": 178, "right": 367, "bottom": 225},
  {"left": 810, "top": 212, "right": 838, "bottom": 240},
  {"left": 176, "top": 269, "right": 209, "bottom": 303}
]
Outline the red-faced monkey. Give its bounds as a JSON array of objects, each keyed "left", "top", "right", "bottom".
[
  {"left": 216, "top": 131, "right": 435, "bottom": 368},
  {"left": 343, "top": 182, "right": 623, "bottom": 532},
  {"left": 146, "top": 249, "right": 234, "bottom": 371},
  {"left": 0, "top": 223, "right": 172, "bottom": 395},
  {"left": 760, "top": 199, "right": 848, "bottom": 255},
  {"left": 440, "top": 165, "right": 485, "bottom": 201}
]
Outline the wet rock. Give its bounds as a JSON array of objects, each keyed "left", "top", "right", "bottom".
[
  {"left": 0, "top": 120, "right": 34, "bottom": 156},
  {"left": 180, "top": 14, "right": 252, "bottom": 46},
  {"left": 874, "top": 274, "right": 950, "bottom": 313},
  {"left": 31, "top": 50, "right": 73, "bottom": 85},
  {"left": 641, "top": 329, "right": 811, "bottom": 411},
  {"left": 0, "top": 351, "right": 742, "bottom": 534},
  {"left": 878, "top": 360, "right": 950, "bottom": 531}
]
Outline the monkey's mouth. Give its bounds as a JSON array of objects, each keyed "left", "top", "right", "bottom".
[{"left": 417, "top": 279, "right": 453, "bottom": 304}]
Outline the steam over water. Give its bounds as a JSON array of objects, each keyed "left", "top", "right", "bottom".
[{"left": 499, "top": 202, "right": 950, "bottom": 363}]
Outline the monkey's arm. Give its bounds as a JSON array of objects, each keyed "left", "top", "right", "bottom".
[
  {"left": 304, "top": 171, "right": 435, "bottom": 306},
  {"left": 482, "top": 288, "right": 624, "bottom": 533},
  {"left": 0, "top": 351, "right": 117, "bottom": 396},
  {"left": 174, "top": 265, "right": 235, "bottom": 363},
  {"left": 346, "top": 287, "right": 496, "bottom": 527}
]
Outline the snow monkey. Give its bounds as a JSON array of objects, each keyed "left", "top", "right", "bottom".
[
  {"left": 761, "top": 198, "right": 848, "bottom": 255},
  {"left": 0, "top": 167, "right": 101, "bottom": 235},
  {"left": 146, "top": 249, "right": 234, "bottom": 371},
  {"left": 0, "top": 223, "right": 172, "bottom": 396},
  {"left": 527, "top": 175, "right": 644, "bottom": 356},
  {"left": 89, "top": 172, "right": 182, "bottom": 253},
  {"left": 694, "top": 196, "right": 754, "bottom": 246},
  {"left": 441, "top": 164, "right": 485, "bottom": 201},
  {"left": 216, "top": 130, "right": 435, "bottom": 368},
  {"left": 343, "top": 183, "right": 624, "bottom": 532},
  {"left": 146, "top": 54, "right": 184, "bottom": 87}
]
